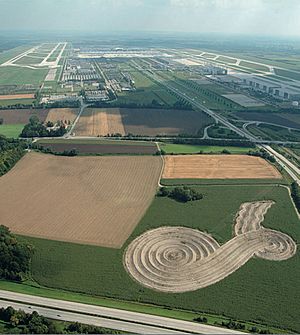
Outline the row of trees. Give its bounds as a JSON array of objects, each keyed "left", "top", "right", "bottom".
[
  {"left": 248, "top": 148, "right": 276, "bottom": 163},
  {"left": 291, "top": 182, "right": 300, "bottom": 212},
  {"left": 171, "top": 138, "right": 255, "bottom": 148},
  {"left": 33, "top": 144, "right": 78, "bottom": 157},
  {"left": 158, "top": 186, "right": 203, "bottom": 203},
  {"left": 0, "top": 136, "right": 26, "bottom": 176},
  {"left": 0, "top": 225, "right": 33, "bottom": 281},
  {"left": 0, "top": 307, "right": 121, "bottom": 334},
  {"left": 21, "top": 116, "right": 67, "bottom": 138}
]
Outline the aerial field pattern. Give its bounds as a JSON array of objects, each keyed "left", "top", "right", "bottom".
[
  {"left": 0, "top": 153, "right": 162, "bottom": 248},
  {"left": 162, "top": 155, "right": 281, "bottom": 179}
]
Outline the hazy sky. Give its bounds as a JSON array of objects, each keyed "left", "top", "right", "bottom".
[{"left": 0, "top": 0, "right": 299, "bottom": 37}]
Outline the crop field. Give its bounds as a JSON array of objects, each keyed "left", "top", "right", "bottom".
[
  {"left": 0, "top": 152, "right": 162, "bottom": 248},
  {"left": 158, "top": 143, "right": 253, "bottom": 154},
  {"left": 45, "top": 108, "right": 78, "bottom": 124},
  {"left": 37, "top": 141, "right": 157, "bottom": 155},
  {"left": 74, "top": 108, "right": 125, "bottom": 137},
  {"left": 23, "top": 184, "right": 300, "bottom": 332},
  {"left": 75, "top": 108, "right": 212, "bottom": 137},
  {"left": 0, "top": 94, "right": 35, "bottom": 100},
  {"left": 162, "top": 155, "right": 281, "bottom": 179},
  {"left": 0, "top": 109, "right": 49, "bottom": 124},
  {"left": 0, "top": 124, "right": 24, "bottom": 138}
]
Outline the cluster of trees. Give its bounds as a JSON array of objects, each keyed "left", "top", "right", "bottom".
[
  {"left": 21, "top": 116, "right": 67, "bottom": 138},
  {"left": 34, "top": 144, "right": 78, "bottom": 157},
  {"left": 158, "top": 186, "right": 203, "bottom": 203},
  {"left": 291, "top": 182, "right": 300, "bottom": 212},
  {"left": 0, "top": 136, "right": 26, "bottom": 176},
  {"left": 248, "top": 149, "right": 276, "bottom": 163},
  {"left": 0, "top": 225, "right": 33, "bottom": 281},
  {"left": 194, "top": 316, "right": 208, "bottom": 323},
  {"left": 221, "top": 319, "right": 271, "bottom": 333},
  {"left": 0, "top": 307, "right": 121, "bottom": 334}
]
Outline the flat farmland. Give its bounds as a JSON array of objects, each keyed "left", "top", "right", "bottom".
[
  {"left": 38, "top": 141, "right": 157, "bottom": 155},
  {"left": 0, "top": 152, "right": 162, "bottom": 248},
  {"left": 75, "top": 108, "right": 125, "bottom": 137},
  {"left": 0, "top": 109, "right": 49, "bottom": 124},
  {"left": 0, "top": 94, "right": 35, "bottom": 100},
  {"left": 163, "top": 155, "right": 281, "bottom": 179},
  {"left": 75, "top": 108, "right": 212, "bottom": 137},
  {"left": 45, "top": 108, "right": 78, "bottom": 123},
  {"left": 0, "top": 67, "right": 48, "bottom": 86}
]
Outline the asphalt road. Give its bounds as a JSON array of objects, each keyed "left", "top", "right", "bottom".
[
  {"left": 0, "top": 290, "right": 241, "bottom": 334},
  {"left": 0, "top": 300, "right": 184, "bottom": 334}
]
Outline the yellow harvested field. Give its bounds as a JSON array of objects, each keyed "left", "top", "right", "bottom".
[
  {"left": 0, "top": 153, "right": 162, "bottom": 248},
  {"left": 45, "top": 108, "right": 78, "bottom": 123},
  {"left": 0, "top": 94, "right": 35, "bottom": 100},
  {"left": 162, "top": 155, "right": 281, "bottom": 179},
  {"left": 74, "top": 108, "right": 125, "bottom": 136}
]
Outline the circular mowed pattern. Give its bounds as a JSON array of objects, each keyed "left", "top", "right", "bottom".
[{"left": 124, "top": 225, "right": 297, "bottom": 293}]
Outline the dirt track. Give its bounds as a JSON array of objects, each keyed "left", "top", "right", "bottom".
[
  {"left": 162, "top": 155, "right": 282, "bottom": 179},
  {"left": 0, "top": 153, "right": 162, "bottom": 248},
  {"left": 124, "top": 201, "right": 297, "bottom": 292}
]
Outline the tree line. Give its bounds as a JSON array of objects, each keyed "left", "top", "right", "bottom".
[
  {"left": 0, "top": 306, "right": 122, "bottom": 334},
  {"left": 0, "top": 136, "right": 26, "bottom": 176},
  {"left": 0, "top": 225, "right": 33, "bottom": 281}
]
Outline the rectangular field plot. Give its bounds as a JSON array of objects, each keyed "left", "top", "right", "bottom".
[
  {"left": 162, "top": 155, "right": 281, "bottom": 179},
  {"left": 45, "top": 108, "right": 78, "bottom": 124},
  {"left": 75, "top": 108, "right": 212, "bottom": 137},
  {"left": 0, "top": 109, "right": 49, "bottom": 124},
  {"left": 0, "top": 153, "right": 162, "bottom": 248},
  {"left": 0, "top": 94, "right": 35, "bottom": 100},
  {"left": 37, "top": 141, "right": 157, "bottom": 155},
  {"left": 222, "top": 94, "right": 265, "bottom": 107}
]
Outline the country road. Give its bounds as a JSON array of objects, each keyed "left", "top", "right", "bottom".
[{"left": 0, "top": 290, "right": 241, "bottom": 334}]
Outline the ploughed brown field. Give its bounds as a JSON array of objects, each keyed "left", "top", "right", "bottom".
[
  {"left": 74, "top": 108, "right": 212, "bottom": 136},
  {"left": 38, "top": 142, "right": 157, "bottom": 155},
  {"left": 0, "top": 109, "right": 49, "bottom": 124},
  {"left": 0, "top": 152, "right": 162, "bottom": 248},
  {"left": 45, "top": 108, "right": 78, "bottom": 124},
  {"left": 163, "top": 155, "right": 282, "bottom": 179},
  {"left": 0, "top": 94, "right": 35, "bottom": 100}
]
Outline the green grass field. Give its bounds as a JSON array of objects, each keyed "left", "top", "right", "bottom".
[
  {"left": 0, "top": 124, "right": 24, "bottom": 138},
  {"left": 0, "top": 99, "right": 35, "bottom": 107},
  {"left": 19, "top": 184, "right": 300, "bottom": 332},
  {"left": 159, "top": 143, "right": 253, "bottom": 154},
  {"left": 0, "top": 67, "right": 47, "bottom": 86}
]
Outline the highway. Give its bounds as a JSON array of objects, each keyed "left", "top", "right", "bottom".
[
  {"left": 261, "top": 145, "right": 300, "bottom": 184},
  {"left": 131, "top": 61, "right": 300, "bottom": 187},
  {"left": 0, "top": 290, "right": 241, "bottom": 334}
]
